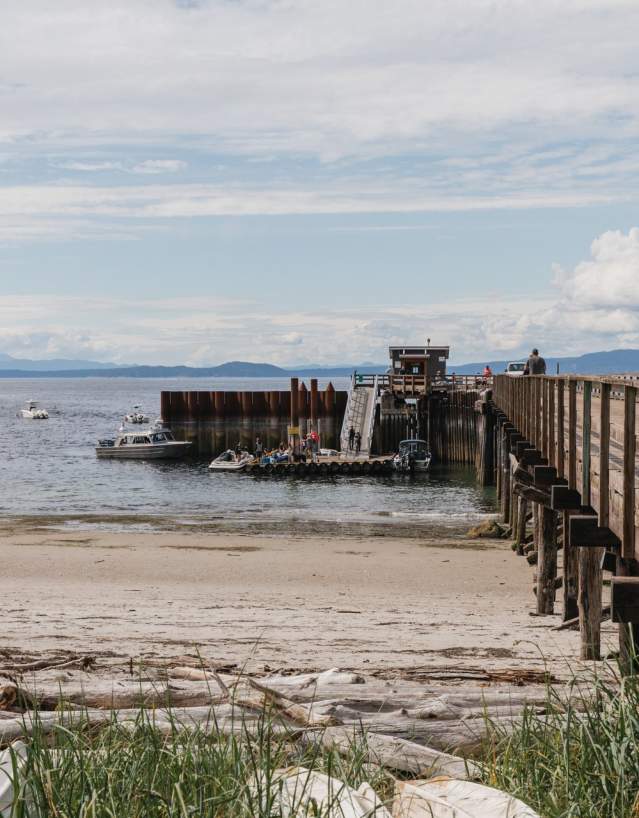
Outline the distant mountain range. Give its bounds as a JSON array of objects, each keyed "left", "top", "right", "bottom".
[
  {"left": 0, "top": 349, "right": 637, "bottom": 378},
  {"left": 448, "top": 349, "right": 639, "bottom": 375},
  {"left": 0, "top": 353, "right": 123, "bottom": 371}
]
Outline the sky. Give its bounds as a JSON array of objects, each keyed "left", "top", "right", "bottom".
[{"left": 1, "top": 0, "right": 639, "bottom": 366}]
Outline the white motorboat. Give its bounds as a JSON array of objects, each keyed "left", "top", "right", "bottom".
[
  {"left": 96, "top": 421, "right": 191, "bottom": 459},
  {"left": 124, "top": 405, "right": 150, "bottom": 424},
  {"left": 17, "top": 400, "right": 49, "bottom": 419},
  {"left": 208, "top": 449, "right": 254, "bottom": 472},
  {"left": 393, "top": 439, "right": 431, "bottom": 473}
]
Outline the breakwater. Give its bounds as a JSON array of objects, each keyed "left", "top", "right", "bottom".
[
  {"left": 161, "top": 377, "right": 487, "bottom": 472},
  {"left": 161, "top": 379, "right": 347, "bottom": 454}
]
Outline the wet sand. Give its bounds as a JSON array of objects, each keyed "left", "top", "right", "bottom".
[{"left": 0, "top": 519, "right": 616, "bottom": 675}]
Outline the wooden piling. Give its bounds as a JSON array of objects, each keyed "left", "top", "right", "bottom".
[
  {"left": 214, "top": 391, "right": 226, "bottom": 419},
  {"left": 515, "top": 496, "right": 528, "bottom": 556},
  {"left": 537, "top": 505, "right": 557, "bottom": 615},
  {"left": 290, "top": 378, "right": 299, "bottom": 428},
  {"left": 310, "top": 378, "right": 319, "bottom": 426},
  {"left": 563, "top": 510, "right": 579, "bottom": 621}
]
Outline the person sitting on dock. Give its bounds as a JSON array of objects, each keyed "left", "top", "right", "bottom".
[
  {"left": 348, "top": 425, "right": 355, "bottom": 450},
  {"left": 523, "top": 348, "right": 547, "bottom": 375}
]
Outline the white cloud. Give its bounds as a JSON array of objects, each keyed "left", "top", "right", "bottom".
[
  {"left": 282, "top": 332, "right": 304, "bottom": 345},
  {"left": 0, "top": 1, "right": 636, "bottom": 241},
  {"left": 55, "top": 160, "right": 123, "bottom": 171},
  {"left": 554, "top": 228, "right": 639, "bottom": 308},
  {"left": 131, "top": 159, "right": 187, "bottom": 174},
  {"left": 2, "top": 0, "right": 638, "bottom": 156},
  {"left": 1, "top": 226, "right": 638, "bottom": 367}
]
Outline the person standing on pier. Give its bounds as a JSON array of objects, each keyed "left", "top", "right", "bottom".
[
  {"left": 254, "top": 436, "right": 264, "bottom": 460},
  {"left": 523, "top": 348, "right": 547, "bottom": 375},
  {"left": 348, "top": 425, "right": 355, "bottom": 450},
  {"left": 354, "top": 431, "right": 361, "bottom": 454}
]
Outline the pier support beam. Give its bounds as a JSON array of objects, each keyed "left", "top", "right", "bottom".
[
  {"left": 614, "top": 563, "right": 639, "bottom": 675},
  {"left": 536, "top": 505, "right": 558, "bottom": 615},
  {"left": 515, "top": 495, "right": 528, "bottom": 556},
  {"left": 501, "top": 433, "right": 511, "bottom": 524},
  {"left": 562, "top": 511, "right": 579, "bottom": 621},
  {"left": 578, "top": 547, "right": 603, "bottom": 660}
]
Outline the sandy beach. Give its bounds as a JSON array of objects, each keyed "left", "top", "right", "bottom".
[{"left": 0, "top": 519, "right": 616, "bottom": 675}]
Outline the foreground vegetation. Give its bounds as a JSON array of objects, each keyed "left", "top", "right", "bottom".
[
  {"left": 2, "top": 668, "right": 639, "bottom": 816},
  {"left": 482, "top": 669, "right": 639, "bottom": 818},
  {"left": 1, "top": 712, "right": 391, "bottom": 818}
]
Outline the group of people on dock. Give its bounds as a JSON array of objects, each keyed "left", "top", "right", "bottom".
[{"left": 250, "top": 430, "right": 321, "bottom": 465}]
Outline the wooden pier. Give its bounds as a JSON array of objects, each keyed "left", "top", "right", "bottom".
[{"left": 491, "top": 373, "right": 639, "bottom": 669}]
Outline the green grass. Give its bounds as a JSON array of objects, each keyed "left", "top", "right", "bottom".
[
  {"left": 1, "top": 710, "right": 393, "bottom": 817},
  {"left": 481, "top": 669, "right": 639, "bottom": 818},
  {"left": 5, "top": 667, "right": 639, "bottom": 817}
]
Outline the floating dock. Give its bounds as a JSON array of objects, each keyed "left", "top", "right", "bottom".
[{"left": 245, "top": 456, "right": 395, "bottom": 477}]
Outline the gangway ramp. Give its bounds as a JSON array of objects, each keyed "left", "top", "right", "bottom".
[{"left": 340, "top": 375, "right": 379, "bottom": 455}]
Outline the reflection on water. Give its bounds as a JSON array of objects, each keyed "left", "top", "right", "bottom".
[{"left": 0, "top": 378, "right": 496, "bottom": 533}]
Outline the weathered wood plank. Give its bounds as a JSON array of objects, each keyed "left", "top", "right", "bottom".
[
  {"left": 623, "top": 385, "right": 637, "bottom": 559},
  {"left": 611, "top": 577, "right": 639, "bottom": 624}
]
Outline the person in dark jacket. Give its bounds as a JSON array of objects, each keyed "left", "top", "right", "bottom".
[
  {"left": 523, "top": 348, "right": 547, "bottom": 375},
  {"left": 354, "top": 431, "right": 362, "bottom": 454}
]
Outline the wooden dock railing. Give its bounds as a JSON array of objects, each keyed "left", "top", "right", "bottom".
[{"left": 491, "top": 374, "right": 639, "bottom": 668}]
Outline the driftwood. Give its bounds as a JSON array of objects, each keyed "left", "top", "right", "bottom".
[
  {"left": 554, "top": 605, "right": 611, "bottom": 631},
  {"left": 2, "top": 656, "right": 95, "bottom": 674},
  {"left": 0, "top": 679, "right": 226, "bottom": 711},
  {"left": 308, "top": 726, "right": 482, "bottom": 779},
  {"left": 230, "top": 678, "right": 338, "bottom": 727}
]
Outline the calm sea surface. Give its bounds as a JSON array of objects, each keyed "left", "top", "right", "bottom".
[{"left": 0, "top": 378, "right": 496, "bottom": 535}]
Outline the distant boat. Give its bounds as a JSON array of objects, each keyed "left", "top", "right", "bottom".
[
  {"left": 96, "top": 421, "right": 191, "bottom": 460},
  {"left": 17, "top": 400, "right": 49, "bottom": 419},
  {"left": 124, "top": 405, "right": 150, "bottom": 424},
  {"left": 208, "top": 450, "right": 254, "bottom": 472}
]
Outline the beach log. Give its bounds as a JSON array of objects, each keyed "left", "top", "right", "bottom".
[
  {"left": 2, "top": 679, "right": 227, "bottom": 711},
  {"left": 311, "top": 727, "right": 481, "bottom": 779}
]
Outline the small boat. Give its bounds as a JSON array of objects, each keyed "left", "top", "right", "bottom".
[
  {"left": 209, "top": 449, "right": 254, "bottom": 472},
  {"left": 17, "top": 400, "right": 49, "bottom": 419},
  {"left": 124, "top": 405, "right": 150, "bottom": 424},
  {"left": 394, "top": 777, "right": 539, "bottom": 817},
  {"left": 96, "top": 421, "right": 191, "bottom": 459},
  {"left": 393, "top": 439, "right": 431, "bottom": 473}
]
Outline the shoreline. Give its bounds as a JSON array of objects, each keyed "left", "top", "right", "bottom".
[
  {"left": 0, "top": 524, "right": 616, "bottom": 676},
  {"left": 0, "top": 511, "right": 497, "bottom": 540}
]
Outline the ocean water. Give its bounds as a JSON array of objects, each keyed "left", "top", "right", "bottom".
[{"left": 0, "top": 378, "right": 496, "bottom": 534}]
